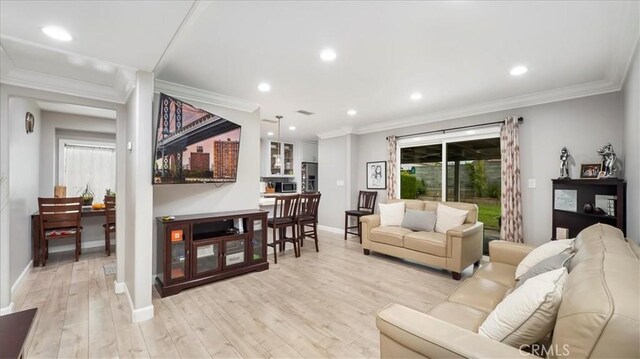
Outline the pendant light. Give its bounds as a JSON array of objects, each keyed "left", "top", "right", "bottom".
[{"left": 274, "top": 115, "right": 283, "bottom": 168}]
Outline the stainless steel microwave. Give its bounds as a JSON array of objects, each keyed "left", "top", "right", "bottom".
[{"left": 275, "top": 182, "right": 297, "bottom": 193}]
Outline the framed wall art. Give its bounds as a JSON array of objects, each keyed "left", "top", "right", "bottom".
[{"left": 366, "top": 161, "right": 387, "bottom": 189}]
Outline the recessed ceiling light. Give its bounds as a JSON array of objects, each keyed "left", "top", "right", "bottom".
[
  {"left": 267, "top": 131, "right": 274, "bottom": 136},
  {"left": 347, "top": 109, "right": 357, "bottom": 116},
  {"left": 42, "top": 26, "right": 73, "bottom": 42},
  {"left": 257, "top": 82, "right": 271, "bottom": 92},
  {"left": 510, "top": 65, "right": 528, "bottom": 76},
  {"left": 289, "top": 126, "right": 296, "bottom": 131},
  {"left": 320, "top": 48, "right": 337, "bottom": 62},
  {"left": 410, "top": 92, "right": 423, "bottom": 101}
]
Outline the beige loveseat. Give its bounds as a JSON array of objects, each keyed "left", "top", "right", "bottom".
[
  {"left": 360, "top": 199, "right": 484, "bottom": 279},
  {"left": 376, "top": 223, "right": 640, "bottom": 358}
]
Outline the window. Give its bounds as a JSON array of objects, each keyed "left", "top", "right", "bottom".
[
  {"left": 60, "top": 142, "right": 116, "bottom": 200},
  {"left": 398, "top": 126, "right": 501, "bottom": 242}
]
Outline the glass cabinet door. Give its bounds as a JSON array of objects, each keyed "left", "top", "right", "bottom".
[
  {"left": 193, "top": 242, "right": 220, "bottom": 276},
  {"left": 224, "top": 239, "right": 246, "bottom": 268},
  {"left": 168, "top": 225, "right": 189, "bottom": 282},
  {"left": 283, "top": 143, "right": 294, "bottom": 175},
  {"left": 251, "top": 219, "right": 265, "bottom": 262},
  {"left": 270, "top": 141, "right": 281, "bottom": 175}
]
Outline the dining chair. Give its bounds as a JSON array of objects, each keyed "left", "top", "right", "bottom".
[
  {"left": 103, "top": 195, "right": 116, "bottom": 256},
  {"left": 344, "top": 191, "right": 377, "bottom": 243},
  {"left": 267, "top": 194, "right": 300, "bottom": 264},
  {"left": 38, "top": 197, "right": 82, "bottom": 266},
  {"left": 297, "top": 193, "right": 321, "bottom": 252}
]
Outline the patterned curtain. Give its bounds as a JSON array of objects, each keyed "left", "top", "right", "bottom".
[
  {"left": 387, "top": 135, "right": 398, "bottom": 200},
  {"left": 500, "top": 117, "right": 524, "bottom": 243}
]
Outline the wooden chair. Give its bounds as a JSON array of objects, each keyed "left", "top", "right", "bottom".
[
  {"left": 344, "top": 191, "right": 377, "bottom": 243},
  {"left": 296, "top": 193, "right": 321, "bottom": 252},
  {"left": 267, "top": 194, "right": 300, "bottom": 264},
  {"left": 103, "top": 195, "right": 116, "bottom": 256},
  {"left": 38, "top": 197, "right": 82, "bottom": 266}
]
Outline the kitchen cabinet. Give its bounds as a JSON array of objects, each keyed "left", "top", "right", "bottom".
[
  {"left": 263, "top": 140, "right": 295, "bottom": 177},
  {"left": 301, "top": 141, "right": 318, "bottom": 162}
]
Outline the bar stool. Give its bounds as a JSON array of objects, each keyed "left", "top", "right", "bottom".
[
  {"left": 297, "top": 193, "right": 321, "bottom": 252},
  {"left": 267, "top": 194, "right": 300, "bottom": 264},
  {"left": 344, "top": 191, "right": 377, "bottom": 243}
]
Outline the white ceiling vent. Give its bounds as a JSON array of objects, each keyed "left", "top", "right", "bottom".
[{"left": 296, "top": 110, "right": 314, "bottom": 116}]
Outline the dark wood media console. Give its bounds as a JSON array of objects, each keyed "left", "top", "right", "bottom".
[{"left": 155, "top": 209, "right": 269, "bottom": 297}]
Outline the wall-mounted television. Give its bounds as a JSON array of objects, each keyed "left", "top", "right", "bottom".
[{"left": 153, "top": 93, "right": 241, "bottom": 184}]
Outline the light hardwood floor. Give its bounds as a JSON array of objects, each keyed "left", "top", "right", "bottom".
[{"left": 13, "top": 230, "right": 472, "bottom": 358}]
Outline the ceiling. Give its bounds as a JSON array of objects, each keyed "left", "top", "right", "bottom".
[{"left": 1, "top": 1, "right": 638, "bottom": 140}]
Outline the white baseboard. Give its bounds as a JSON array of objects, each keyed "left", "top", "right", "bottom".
[
  {"left": 317, "top": 225, "right": 345, "bottom": 235},
  {"left": 48, "top": 240, "right": 112, "bottom": 254},
  {"left": 11, "top": 260, "right": 33, "bottom": 295},
  {"left": 114, "top": 280, "right": 126, "bottom": 294},
  {"left": 0, "top": 302, "right": 14, "bottom": 315},
  {"left": 122, "top": 283, "right": 154, "bottom": 322}
]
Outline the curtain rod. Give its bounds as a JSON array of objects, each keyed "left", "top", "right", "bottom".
[
  {"left": 64, "top": 143, "right": 115, "bottom": 151},
  {"left": 388, "top": 117, "right": 523, "bottom": 140}
]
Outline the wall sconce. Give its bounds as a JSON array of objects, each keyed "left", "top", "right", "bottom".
[{"left": 25, "top": 112, "right": 35, "bottom": 134}]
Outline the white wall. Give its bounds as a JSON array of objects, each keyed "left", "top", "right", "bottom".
[
  {"left": 353, "top": 92, "right": 624, "bottom": 246},
  {"left": 39, "top": 111, "right": 116, "bottom": 196},
  {"left": 151, "top": 94, "right": 261, "bottom": 274},
  {"left": 318, "top": 135, "right": 348, "bottom": 229},
  {"left": 623, "top": 40, "right": 639, "bottom": 243},
  {"left": 8, "top": 98, "right": 41, "bottom": 286}
]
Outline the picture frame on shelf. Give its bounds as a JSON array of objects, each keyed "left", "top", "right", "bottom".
[
  {"left": 580, "top": 164, "right": 601, "bottom": 179},
  {"left": 366, "top": 161, "right": 387, "bottom": 189}
]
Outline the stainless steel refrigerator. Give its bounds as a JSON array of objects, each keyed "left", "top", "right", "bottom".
[{"left": 301, "top": 162, "right": 318, "bottom": 192}]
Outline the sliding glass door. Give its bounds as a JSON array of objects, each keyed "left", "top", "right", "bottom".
[{"left": 398, "top": 128, "right": 501, "bottom": 247}]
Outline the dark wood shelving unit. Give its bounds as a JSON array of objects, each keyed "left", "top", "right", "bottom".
[
  {"left": 155, "top": 209, "right": 269, "bottom": 297},
  {"left": 552, "top": 179, "right": 626, "bottom": 240}
]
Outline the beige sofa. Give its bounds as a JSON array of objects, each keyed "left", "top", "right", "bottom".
[
  {"left": 360, "top": 199, "right": 483, "bottom": 279},
  {"left": 376, "top": 223, "right": 640, "bottom": 358}
]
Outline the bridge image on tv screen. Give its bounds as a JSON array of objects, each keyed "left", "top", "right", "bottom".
[{"left": 153, "top": 93, "right": 241, "bottom": 184}]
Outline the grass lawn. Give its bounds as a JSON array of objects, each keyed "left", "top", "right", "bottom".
[{"left": 477, "top": 202, "right": 501, "bottom": 229}]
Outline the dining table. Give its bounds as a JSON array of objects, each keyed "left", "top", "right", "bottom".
[{"left": 31, "top": 207, "right": 105, "bottom": 266}]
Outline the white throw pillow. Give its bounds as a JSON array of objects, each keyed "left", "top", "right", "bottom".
[
  {"left": 379, "top": 202, "right": 405, "bottom": 227},
  {"left": 515, "top": 239, "right": 573, "bottom": 279},
  {"left": 478, "top": 268, "right": 568, "bottom": 347},
  {"left": 435, "top": 203, "right": 469, "bottom": 234}
]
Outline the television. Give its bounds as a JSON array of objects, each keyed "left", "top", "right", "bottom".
[{"left": 153, "top": 93, "right": 241, "bottom": 184}]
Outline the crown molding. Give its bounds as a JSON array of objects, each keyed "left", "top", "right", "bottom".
[
  {"left": 317, "top": 126, "right": 354, "bottom": 139},
  {"left": 606, "top": 2, "right": 640, "bottom": 89},
  {"left": 0, "top": 37, "right": 135, "bottom": 104},
  {"left": 154, "top": 79, "right": 260, "bottom": 113},
  {"left": 352, "top": 78, "right": 620, "bottom": 136}
]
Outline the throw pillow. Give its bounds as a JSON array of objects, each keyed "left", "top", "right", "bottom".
[
  {"left": 515, "top": 252, "right": 574, "bottom": 288},
  {"left": 401, "top": 210, "right": 436, "bottom": 232},
  {"left": 478, "top": 267, "right": 568, "bottom": 347},
  {"left": 435, "top": 203, "right": 469, "bottom": 234},
  {"left": 515, "top": 239, "right": 573, "bottom": 279},
  {"left": 379, "top": 202, "right": 405, "bottom": 227}
]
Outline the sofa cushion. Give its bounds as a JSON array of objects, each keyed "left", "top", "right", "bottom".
[
  {"left": 403, "top": 231, "right": 446, "bottom": 257},
  {"left": 448, "top": 277, "right": 511, "bottom": 313},
  {"left": 435, "top": 203, "right": 469, "bottom": 234},
  {"left": 515, "top": 239, "right": 573, "bottom": 278},
  {"left": 401, "top": 210, "right": 436, "bottom": 232},
  {"left": 388, "top": 198, "right": 425, "bottom": 211},
  {"left": 516, "top": 252, "right": 573, "bottom": 288},
  {"left": 479, "top": 268, "right": 567, "bottom": 348},
  {"left": 379, "top": 202, "right": 405, "bottom": 226},
  {"left": 473, "top": 262, "right": 517, "bottom": 288},
  {"left": 426, "top": 302, "right": 488, "bottom": 332},
  {"left": 370, "top": 226, "right": 413, "bottom": 247},
  {"left": 570, "top": 223, "right": 635, "bottom": 271}
]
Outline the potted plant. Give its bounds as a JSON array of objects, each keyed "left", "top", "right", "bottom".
[
  {"left": 80, "top": 183, "right": 94, "bottom": 206},
  {"left": 105, "top": 188, "right": 116, "bottom": 197}
]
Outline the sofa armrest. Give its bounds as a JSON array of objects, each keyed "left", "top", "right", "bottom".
[
  {"left": 360, "top": 214, "right": 380, "bottom": 249},
  {"left": 489, "top": 240, "right": 534, "bottom": 267},
  {"left": 377, "top": 303, "right": 525, "bottom": 358},
  {"left": 446, "top": 222, "right": 483, "bottom": 238}
]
